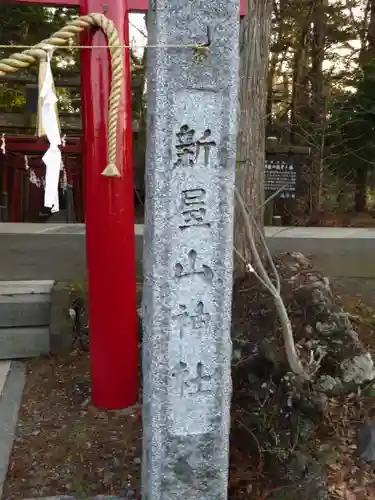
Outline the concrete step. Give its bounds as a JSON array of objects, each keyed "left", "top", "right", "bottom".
[
  {"left": 0, "top": 281, "right": 54, "bottom": 359},
  {"left": 0, "top": 281, "right": 53, "bottom": 328},
  {"left": 0, "top": 327, "right": 50, "bottom": 359}
]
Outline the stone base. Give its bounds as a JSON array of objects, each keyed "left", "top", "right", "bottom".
[{"left": 49, "top": 281, "right": 77, "bottom": 355}]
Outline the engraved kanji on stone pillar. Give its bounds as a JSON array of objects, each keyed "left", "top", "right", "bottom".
[{"left": 142, "top": 0, "right": 240, "bottom": 498}]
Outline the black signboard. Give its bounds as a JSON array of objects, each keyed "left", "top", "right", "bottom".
[{"left": 264, "top": 156, "right": 302, "bottom": 200}]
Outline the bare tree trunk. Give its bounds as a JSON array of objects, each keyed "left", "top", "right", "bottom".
[
  {"left": 355, "top": 166, "right": 368, "bottom": 213},
  {"left": 290, "top": 4, "right": 314, "bottom": 144},
  {"left": 354, "top": 0, "right": 375, "bottom": 213},
  {"left": 266, "top": 51, "right": 278, "bottom": 130},
  {"left": 234, "top": 0, "right": 273, "bottom": 276},
  {"left": 309, "top": 0, "right": 327, "bottom": 213}
]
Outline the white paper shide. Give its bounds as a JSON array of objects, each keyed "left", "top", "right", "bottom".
[{"left": 40, "top": 46, "right": 62, "bottom": 213}]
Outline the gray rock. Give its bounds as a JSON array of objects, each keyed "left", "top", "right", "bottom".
[
  {"left": 340, "top": 352, "right": 375, "bottom": 385},
  {"left": 315, "top": 312, "right": 351, "bottom": 336},
  {"left": 287, "top": 252, "right": 375, "bottom": 393},
  {"left": 316, "top": 375, "right": 343, "bottom": 395},
  {"left": 305, "top": 324, "right": 313, "bottom": 335},
  {"left": 358, "top": 423, "right": 375, "bottom": 464},
  {"left": 315, "top": 321, "right": 336, "bottom": 335},
  {"left": 289, "top": 252, "right": 311, "bottom": 267}
]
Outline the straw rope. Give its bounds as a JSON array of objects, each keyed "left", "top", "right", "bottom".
[{"left": 0, "top": 13, "right": 123, "bottom": 177}]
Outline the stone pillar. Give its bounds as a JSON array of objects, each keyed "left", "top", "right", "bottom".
[{"left": 142, "top": 1, "right": 240, "bottom": 499}]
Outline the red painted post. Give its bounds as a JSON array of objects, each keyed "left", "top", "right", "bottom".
[{"left": 79, "top": 0, "right": 138, "bottom": 409}]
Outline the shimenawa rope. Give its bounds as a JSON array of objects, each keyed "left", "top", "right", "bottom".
[{"left": 0, "top": 13, "right": 123, "bottom": 178}]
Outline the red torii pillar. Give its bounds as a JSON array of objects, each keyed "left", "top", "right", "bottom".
[{"left": 79, "top": 0, "right": 138, "bottom": 409}]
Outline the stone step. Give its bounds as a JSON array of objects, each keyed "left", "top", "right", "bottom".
[
  {"left": 0, "top": 281, "right": 53, "bottom": 328},
  {"left": 0, "top": 327, "right": 50, "bottom": 359},
  {"left": 0, "top": 280, "right": 54, "bottom": 294}
]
